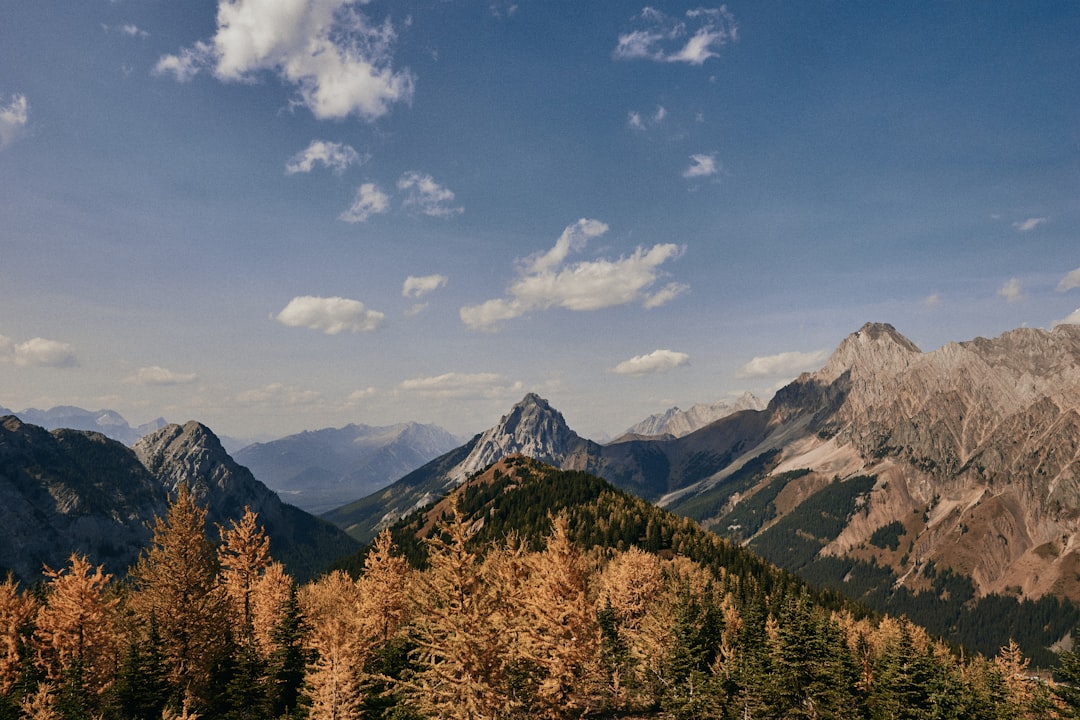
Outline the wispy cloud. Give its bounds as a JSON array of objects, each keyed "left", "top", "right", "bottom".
[
  {"left": 1057, "top": 266, "right": 1080, "bottom": 292},
  {"left": 611, "top": 349, "right": 689, "bottom": 376},
  {"left": 0, "top": 335, "right": 78, "bottom": 368},
  {"left": 1055, "top": 309, "right": 1080, "bottom": 327},
  {"left": 397, "top": 172, "right": 463, "bottom": 217},
  {"left": 736, "top": 349, "right": 828, "bottom": 379},
  {"left": 397, "top": 372, "right": 524, "bottom": 399},
  {"left": 627, "top": 105, "right": 667, "bottom": 131},
  {"left": 403, "top": 274, "right": 448, "bottom": 299},
  {"left": 286, "top": 140, "right": 364, "bottom": 175},
  {"left": 1012, "top": 217, "right": 1047, "bottom": 233},
  {"left": 125, "top": 366, "right": 198, "bottom": 386},
  {"left": 683, "top": 153, "right": 719, "bottom": 179},
  {"left": 340, "top": 183, "right": 390, "bottom": 223},
  {"left": 0, "top": 94, "right": 29, "bottom": 150},
  {"left": 459, "top": 219, "right": 686, "bottom": 331},
  {"left": 614, "top": 6, "right": 737, "bottom": 66},
  {"left": 998, "top": 277, "right": 1023, "bottom": 303},
  {"left": 235, "top": 382, "right": 322, "bottom": 407},
  {"left": 274, "top": 295, "right": 384, "bottom": 334},
  {"left": 155, "top": 0, "right": 414, "bottom": 121},
  {"left": 922, "top": 292, "right": 940, "bottom": 308}
]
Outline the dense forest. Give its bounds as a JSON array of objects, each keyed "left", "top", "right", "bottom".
[{"left": 3, "top": 459, "right": 1080, "bottom": 719}]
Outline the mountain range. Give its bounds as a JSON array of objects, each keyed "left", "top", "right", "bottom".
[
  {"left": 0, "top": 416, "right": 358, "bottom": 583},
  {"left": 234, "top": 422, "right": 460, "bottom": 514},
  {"left": 1, "top": 405, "right": 168, "bottom": 446},
  {"left": 328, "top": 322, "right": 1080, "bottom": 609},
  {"left": 616, "top": 391, "right": 766, "bottom": 440}
]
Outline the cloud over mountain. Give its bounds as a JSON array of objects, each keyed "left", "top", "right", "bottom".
[
  {"left": 274, "top": 295, "right": 384, "bottom": 334},
  {"left": 0, "top": 335, "right": 77, "bottom": 368},
  {"left": 125, "top": 366, "right": 198, "bottom": 386},
  {"left": 736, "top": 349, "right": 828, "bottom": 379},
  {"left": 398, "top": 372, "right": 524, "bottom": 399},
  {"left": 611, "top": 349, "right": 689, "bottom": 376},
  {"left": 460, "top": 219, "right": 686, "bottom": 330},
  {"left": 1058, "top": 266, "right": 1080, "bottom": 293},
  {"left": 155, "top": 0, "right": 414, "bottom": 121}
]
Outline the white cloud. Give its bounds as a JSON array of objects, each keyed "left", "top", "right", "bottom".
[
  {"left": 397, "top": 172, "right": 463, "bottom": 217},
  {"left": 643, "top": 282, "right": 689, "bottom": 309},
  {"left": 285, "top": 140, "right": 364, "bottom": 175},
  {"left": 0, "top": 94, "right": 29, "bottom": 150},
  {"left": 1055, "top": 308, "right": 1080, "bottom": 327},
  {"left": 120, "top": 24, "right": 149, "bottom": 38},
  {"left": 340, "top": 183, "right": 390, "bottom": 223},
  {"left": 155, "top": 0, "right": 414, "bottom": 121},
  {"left": 403, "top": 274, "right": 448, "bottom": 299},
  {"left": 1057, "top": 267, "right": 1080, "bottom": 292},
  {"left": 736, "top": 349, "right": 829, "bottom": 379},
  {"left": 922, "top": 292, "right": 940, "bottom": 308},
  {"left": 125, "top": 366, "right": 198, "bottom": 386},
  {"left": 1013, "top": 217, "right": 1047, "bottom": 232},
  {"left": 683, "top": 153, "right": 718, "bottom": 179},
  {"left": 611, "top": 349, "right": 689, "bottom": 376},
  {"left": 614, "top": 6, "right": 737, "bottom": 65},
  {"left": 346, "top": 386, "right": 377, "bottom": 403},
  {"left": 236, "top": 382, "right": 322, "bottom": 406},
  {"left": 274, "top": 295, "right": 384, "bottom": 334},
  {"left": 0, "top": 336, "right": 78, "bottom": 368},
  {"left": 998, "top": 277, "right": 1024, "bottom": 303},
  {"left": 154, "top": 41, "right": 214, "bottom": 82},
  {"left": 460, "top": 219, "right": 686, "bottom": 331},
  {"left": 627, "top": 105, "right": 667, "bottom": 131},
  {"left": 397, "top": 372, "right": 523, "bottom": 399}
]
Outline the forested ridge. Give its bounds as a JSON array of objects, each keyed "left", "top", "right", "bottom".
[{"left": 3, "top": 458, "right": 1080, "bottom": 719}]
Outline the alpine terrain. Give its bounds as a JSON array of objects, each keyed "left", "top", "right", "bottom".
[{"left": 234, "top": 421, "right": 459, "bottom": 514}]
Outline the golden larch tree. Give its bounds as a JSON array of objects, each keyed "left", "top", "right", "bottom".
[
  {"left": 518, "top": 513, "right": 603, "bottom": 719},
  {"left": 300, "top": 570, "right": 366, "bottom": 720},
  {"left": 0, "top": 574, "right": 36, "bottom": 695},
  {"left": 217, "top": 506, "right": 272, "bottom": 635},
  {"left": 126, "top": 484, "right": 230, "bottom": 708},
  {"left": 32, "top": 554, "right": 118, "bottom": 701}
]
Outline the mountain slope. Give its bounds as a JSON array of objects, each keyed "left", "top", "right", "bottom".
[
  {"left": 0, "top": 416, "right": 166, "bottom": 581},
  {"left": 134, "top": 422, "right": 359, "bottom": 580},
  {"left": 234, "top": 421, "right": 459, "bottom": 514}
]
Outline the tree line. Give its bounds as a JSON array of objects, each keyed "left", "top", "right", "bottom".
[{"left": 3, "top": 473, "right": 1080, "bottom": 718}]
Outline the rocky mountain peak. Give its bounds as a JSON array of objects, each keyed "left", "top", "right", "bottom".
[
  {"left": 816, "top": 322, "right": 922, "bottom": 384},
  {"left": 448, "top": 394, "right": 586, "bottom": 482}
]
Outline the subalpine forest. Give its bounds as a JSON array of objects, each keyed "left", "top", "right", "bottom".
[{"left": 3, "top": 458, "right": 1080, "bottom": 720}]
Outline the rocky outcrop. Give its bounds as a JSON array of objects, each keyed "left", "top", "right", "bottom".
[
  {"left": 0, "top": 416, "right": 165, "bottom": 582},
  {"left": 448, "top": 394, "right": 601, "bottom": 482},
  {"left": 133, "top": 422, "right": 358, "bottom": 580}
]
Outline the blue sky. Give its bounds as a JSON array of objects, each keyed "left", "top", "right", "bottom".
[{"left": 2, "top": 1, "right": 1079, "bottom": 441}]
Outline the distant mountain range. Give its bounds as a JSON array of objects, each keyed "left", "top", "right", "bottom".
[
  {"left": 616, "top": 391, "right": 766, "bottom": 440},
  {"left": 234, "top": 422, "right": 461, "bottom": 514},
  {"left": 2, "top": 405, "right": 168, "bottom": 446},
  {"left": 326, "top": 322, "right": 1080, "bottom": 610},
  {"left": 0, "top": 416, "right": 358, "bottom": 583}
]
